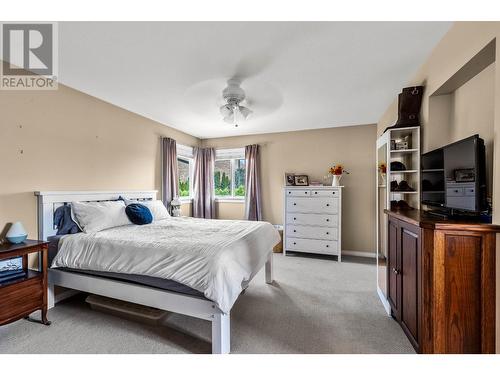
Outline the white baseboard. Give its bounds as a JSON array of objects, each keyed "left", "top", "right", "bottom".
[
  {"left": 377, "top": 286, "right": 392, "bottom": 316},
  {"left": 342, "top": 250, "right": 376, "bottom": 258}
]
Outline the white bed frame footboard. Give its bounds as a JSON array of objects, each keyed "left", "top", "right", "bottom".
[{"left": 35, "top": 190, "right": 274, "bottom": 354}]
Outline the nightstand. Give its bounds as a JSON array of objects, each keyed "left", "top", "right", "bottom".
[{"left": 0, "top": 240, "right": 51, "bottom": 326}]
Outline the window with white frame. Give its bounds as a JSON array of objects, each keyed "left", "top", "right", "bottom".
[
  {"left": 214, "top": 148, "right": 246, "bottom": 200},
  {"left": 176, "top": 144, "right": 194, "bottom": 200}
]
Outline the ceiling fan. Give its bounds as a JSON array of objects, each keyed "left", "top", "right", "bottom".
[{"left": 219, "top": 78, "right": 252, "bottom": 127}]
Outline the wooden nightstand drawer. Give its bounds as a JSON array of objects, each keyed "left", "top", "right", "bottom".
[{"left": 0, "top": 274, "right": 43, "bottom": 323}]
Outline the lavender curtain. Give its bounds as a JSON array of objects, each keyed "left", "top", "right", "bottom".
[
  {"left": 192, "top": 147, "right": 216, "bottom": 219},
  {"left": 245, "top": 144, "right": 263, "bottom": 221},
  {"left": 162, "top": 137, "right": 179, "bottom": 209}
]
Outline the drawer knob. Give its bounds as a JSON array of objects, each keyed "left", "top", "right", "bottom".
[
  {"left": 293, "top": 217, "right": 296, "bottom": 220},
  {"left": 293, "top": 242, "right": 296, "bottom": 245},
  {"left": 315, "top": 192, "right": 318, "bottom": 194},
  {"left": 293, "top": 203, "right": 297, "bottom": 206},
  {"left": 326, "top": 204, "right": 330, "bottom": 207},
  {"left": 288, "top": 191, "right": 291, "bottom": 194},
  {"left": 326, "top": 245, "right": 329, "bottom": 248},
  {"left": 332, "top": 192, "right": 335, "bottom": 195},
  {"left": 326, "top": 232, "right": 329, "bottom": 235},
  {"left": 293, "top": 230, "right": 296, "bottom": 233},
  {"left": 392, "top": 268, "right": 400, "bottom": 275},
  {"left": 305, "top": 192, "right": 308, "bottom": 194},
  {"left": 326, "top": 219, "right": 329, "bottom": 222}
]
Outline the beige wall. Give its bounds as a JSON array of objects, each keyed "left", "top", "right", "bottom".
[
  {"left": 376, "top": 22, "right": 500, "bottom": 352},
  {"left": 202, "top": 124, "right": 377, "bottom": 254},
  {"left": 0, "top": 83, "right": 199, "bottom": 246}
]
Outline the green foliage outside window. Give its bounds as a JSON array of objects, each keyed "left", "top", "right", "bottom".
[
  {"left": 179, "top": 180, "right": 189, "bottom": 197},
  {"left": 215, "top": 170, "right": 231, "bottom": 196},
  {"left": 214, "top": 158, "right": 246, "bottom": 197},
  {"left": 234, "top": 166, "right": 245, "bottom": 196}
]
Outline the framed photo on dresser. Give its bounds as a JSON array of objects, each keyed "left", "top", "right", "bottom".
[
  {"left": 284, "top": 173, "right": 296, "bottom": 186},
  {"left": 294, "top": 175, "right": 309, "bottom": 186}
]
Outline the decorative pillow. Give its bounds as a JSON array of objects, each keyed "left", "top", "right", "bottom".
[
  {"left": 140, "top": 200, "right": 171, "bottom": 221},
  {"left": 121, "top": 198, "right": 170, "bottom": 221},
  {"left": 54, "top": 204, "right": 81, "bottom": 235},
  {"left": 71, "top": 200, "right": 131, "bottom": 233},
  {"left": 125, "top": 203, "right": 153, "bottom": 225}
]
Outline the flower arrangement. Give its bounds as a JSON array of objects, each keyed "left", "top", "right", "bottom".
[
  {"left": 328, "top": 164, "right": 349, "bottom": 187},
  {"left": 329, "top": 164, "right": 350, "bottom": 176},
  {"left": 378, "top": 162, "right": 387, "bottom": 174}
]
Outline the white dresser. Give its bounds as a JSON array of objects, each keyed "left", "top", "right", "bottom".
[{"left": 283, "top": 186, "right": 342, "bottom": 261}]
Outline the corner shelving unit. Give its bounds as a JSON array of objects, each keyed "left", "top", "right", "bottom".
[{"left": 375, "top": 126, "right": 421, "bottom": 315}]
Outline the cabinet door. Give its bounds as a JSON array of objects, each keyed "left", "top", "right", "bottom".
[
  {"left": 387, "top": 217, "right": 400, "bottom": 320},
  {"left": 399, "top": 221, "right": 421, "bottom": 350}
]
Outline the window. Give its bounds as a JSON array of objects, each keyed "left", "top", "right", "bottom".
[
  {"left": 214, "top": 148, "right": 246, "bottom": 200},
  {"left": 176, "top": 144, "right": 194, "bottom": 200},
  {"left": 177, "top": 157, "right": 190, "bottom": 197}
]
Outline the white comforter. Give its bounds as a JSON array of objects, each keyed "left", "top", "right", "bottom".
[{"left": 52, "top": 217, "right": 280, "bottom": 313}]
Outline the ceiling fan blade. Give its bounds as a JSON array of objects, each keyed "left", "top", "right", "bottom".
[{"left": 232, "top": 52, "right": 273, "bottom": 81}]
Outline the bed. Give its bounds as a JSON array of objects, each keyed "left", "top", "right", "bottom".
[{"left": 35, "top": 190, "right": 278, "bottom": 354}]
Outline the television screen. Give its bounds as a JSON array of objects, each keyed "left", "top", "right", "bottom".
[{"left": 421, "top": 134, "right": 486, "bottom": 214}]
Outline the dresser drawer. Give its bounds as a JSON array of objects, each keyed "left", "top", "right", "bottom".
[
  {"left": 311, "top": 189, "right": 340, "bottom": 197},
  {"left": 285, "top": 189, "right": 311, "bottom": 197},
  {"left": 286, "top": 237, "right": 338, "bottom": 254},
  {"left": 286, "top": 213, "right": 338, "bottom": 227},
  {"left": 287, "top": 225, "right": 338, "bottom": 240},
  {"left": 287, "top": 197, "right": 338, "bottom": 214}
]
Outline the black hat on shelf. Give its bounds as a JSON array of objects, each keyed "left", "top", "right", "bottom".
[{"left": 390, "top": 161, "right": 406, "bottom": 171}]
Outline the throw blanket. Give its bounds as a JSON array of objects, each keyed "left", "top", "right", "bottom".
[{"left": 52, "top": 217, "right": 280, "bottom": 313}]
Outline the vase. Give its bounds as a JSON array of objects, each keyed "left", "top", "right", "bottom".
[
  {"left": 6, "top": 221, "right": 28, "bottom": 244},
  {"left": 331, "top": 174, "right": 342, "bottom": 187}
]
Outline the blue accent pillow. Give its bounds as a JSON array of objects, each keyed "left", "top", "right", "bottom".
[{"left": 125, "top": 203, "right": 153, "bottom": 225}]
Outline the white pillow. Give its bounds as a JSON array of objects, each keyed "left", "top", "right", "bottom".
[
  {"left": 123, "top": 198, "right": 170, "bottom": 221},
  {"left": 71, "top": 201, "right": 131, "bottom": 233},
  {"left": 144, "top": 200, "right": 170, "bottom": 221}
]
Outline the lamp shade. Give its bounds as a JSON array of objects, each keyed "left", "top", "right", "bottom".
[{"left": 6, "top": 221, "right": 28, "bottom": 244}]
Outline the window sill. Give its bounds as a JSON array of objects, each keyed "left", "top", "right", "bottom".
[
  {"left": 215, "top": 198, "right": 245, "bottom": 203},
  {"left": 179, "top": 198, "right": 245, "bottom": 204}
]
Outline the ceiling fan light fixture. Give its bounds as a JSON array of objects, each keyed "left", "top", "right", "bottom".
[
  {"left": 238, "top": 105, "right": 252, "bottom": 120},
  {"left": 219, "top": 104, "right": 233, "bottom": 118},
  {"left": 220, "top": 79, "right": 252, "bottom": 127}
]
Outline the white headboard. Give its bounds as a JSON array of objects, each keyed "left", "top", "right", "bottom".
[{"left": 35, "top": 190, "right": 158, "bottom": 240}]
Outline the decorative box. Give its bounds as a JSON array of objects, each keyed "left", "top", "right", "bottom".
[
  {"left": 0, "top": 256, "right": 23, "bottom": 274},
  {"left": 0, "top": 256, "right": 25, "bottom": 283}
]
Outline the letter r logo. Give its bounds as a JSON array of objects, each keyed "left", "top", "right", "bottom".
[{"left": 2, "top": 23, "right": 53, "bottom": 76}]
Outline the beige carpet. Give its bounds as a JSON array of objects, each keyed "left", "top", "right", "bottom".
[{"left": 0, "top": 253, "right": 415, "bottom": 354}]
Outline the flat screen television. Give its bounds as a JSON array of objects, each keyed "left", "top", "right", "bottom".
[{"left": 421, "top": 134, "right": 486, "bottom": 214}]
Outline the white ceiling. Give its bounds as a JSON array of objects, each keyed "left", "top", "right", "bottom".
[{"left": 58, "top": 22, "right": 451, "bottom": 139}]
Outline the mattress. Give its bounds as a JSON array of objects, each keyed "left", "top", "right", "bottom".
[
  {"left": 51, "top": 217, "right": 280, "bottom": 313},
  {"left": 48, "top": 235, "right": 205, "bottom": 298}
]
